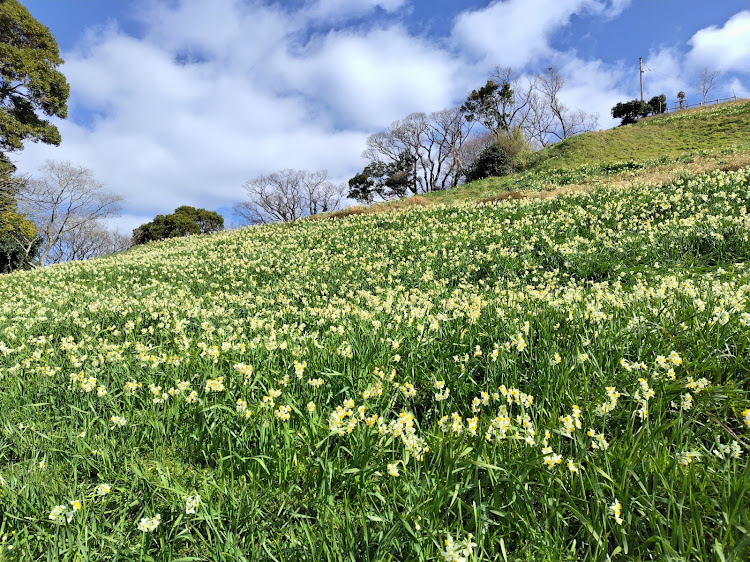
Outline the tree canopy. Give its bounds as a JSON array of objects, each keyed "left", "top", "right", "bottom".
[
  {"left": 348, "top": 153, "right": 415, "bottom": 204},
  {"left": 0, "top": 1, "right": 68, "bottom": 273},
  {"left": 648, "top": 94, "right": 667, "bottom": 115},
  {"left": 350, "top": 108, "right": 472, "bottom": 205},
  {"left": 0, "top": 206, "right": 39, "bottom": 272},
  {"left": 461, "top": 67, "right": 598, "bottom": 149},
  {"left": 461, "top": 79, "right": 515, "bottom": 136},
  {"left": 132, "top": 206, "right": 224, "bottom": 245},
  {"left": 0, "top": 0, "right": 69, "bottom": 154},
  {"left": 1, "top": 158, "right": 40, "bottom": 272},
  {"left": 611, "top": 99, "right": 651, "bottom": 126}
]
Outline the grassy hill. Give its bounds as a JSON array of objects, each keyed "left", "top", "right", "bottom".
[
  {"left": 325, "top": 99, "right": 750, "bottom": 216},
  {"left": 530, "top": 99, "right": 750, "bottom": 170},
  {"left": 1, "top": 103, "right": 750, "bottom": 560}
]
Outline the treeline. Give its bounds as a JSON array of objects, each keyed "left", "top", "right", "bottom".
[
  {"left": 0, "top": 0, "right": 602, "bottom": 272},
  {"left": 234, "top": 66, "right": 599, "bottom": 220},
  {"left": 343, "top": 66, "right": 598, "bottom": 204},
  {"left": 611, "top": 96, "right": 667, "bottom": 125}
]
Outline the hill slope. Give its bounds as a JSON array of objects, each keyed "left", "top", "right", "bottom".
[
  {"left": 1, "top": 104, "right": 749, "bottom": 560},
  {"left": 327, "top": 99, "right": 750, "bottom": 215},
  {"left": 531, "top": 98, "right": 750, "bottom": 170}
]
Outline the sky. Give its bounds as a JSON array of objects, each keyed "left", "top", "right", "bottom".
[{"left": 12, "top": 0, "right": 750, "bottom": 233}]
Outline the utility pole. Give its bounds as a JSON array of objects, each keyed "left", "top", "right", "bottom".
[{"left": 639, "top": 57, "right": 645, "bottom": 101}]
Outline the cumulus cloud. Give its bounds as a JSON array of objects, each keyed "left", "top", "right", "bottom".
[
  {"left": 451, "top": 0, "right": 631, "bottom": 69},
  {"left": 278, "top": 25, "right": 463, "bottom": 129},
  {"left": 13, "top": 0, "right": 456, "bottom": 224},
  {"left": 304, "top": 0, "right": 409, "bottom": 21},
  {"left": 687, "top": 11, "right": 750, "bottom": 73},
  {"left": 726, "top": 77, "right": 750, "bottom": 99},
  {"left": 641, "top": 48, "right": 688, "bottom": 106},
  {"left": 550, "top": 55, "right": 629, "bottom": 129},
  {"left": 19, "top": 0, "right": 746, "bottom": 235}
]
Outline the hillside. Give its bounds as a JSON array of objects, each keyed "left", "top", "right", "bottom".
[
  {"left": 1, "top": 104, "right": 750, "bottom": 560},
  {"left": 326, "top": 99, "right": 750, "bottom": 217},
  {"left": 530, "top": 99, "right": 750, "bottom": 170}
]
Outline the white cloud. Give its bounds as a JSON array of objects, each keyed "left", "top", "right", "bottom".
[
  {"left": 602, "top": 0, "right": 632, "bottom": 18},
  {"left": 14, "top": 1, "right": 457, "bottom": 223},
  {"left": 18, "top": 0, "right": 721, "bottom": 231},
  {"left": 451, "top": 0, "right": 631, "bottom": 69},
  {"left": 304, "top": 0, "right": 409, "bottom": 21},
  {"left": 139, "top": 0, "right": 290, "bottom": 63},
  {"left": 550, "top": 55, "right": 629, "bottom": 129},
  {"left": 108, "top": 214, "right": 158, "bottom": 237},
  {"left": 642, "top": 48, "right": 687, "bottom": 107},
  {"left": 726, "top": 77, "right": 750, "bottom": 99},
  {"left": 278, "top": 25, "right": 464, "bottom": 129},
  {"left": 688, "top": 11, "right": 750, "bottom": 73}
]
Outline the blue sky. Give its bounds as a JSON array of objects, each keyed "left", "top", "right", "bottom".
[{"left": 14, "top": 1, "right": 750, "bottom": 232}]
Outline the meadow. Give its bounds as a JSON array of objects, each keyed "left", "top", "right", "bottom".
[{"left": 1, "top": 162, "right": 749, "bottom": 559}]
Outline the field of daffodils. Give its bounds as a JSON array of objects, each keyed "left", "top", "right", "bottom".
[{"left": 1, "top": 167, "right": 749, "bottom": 560}]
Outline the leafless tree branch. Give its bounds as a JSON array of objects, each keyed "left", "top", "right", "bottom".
[
  {"left": 697, "top": 67, "right": 720, "bottom": 104},
  {"left": 235, "top": 169, "right": 345, "bottom": 225},
  {"left": 17, "top": 160, "right": 123, "bottom": 266}
]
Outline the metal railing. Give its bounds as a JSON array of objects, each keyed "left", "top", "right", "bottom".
[{"left": 665, "top": 95, "right": 738, "bottom": 113}]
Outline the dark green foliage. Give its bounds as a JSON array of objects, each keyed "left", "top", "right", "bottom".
[
  {"left": 347, "top": 152, "right": 416, "bottom": 204},
  {"left": 611, "top": 99, "right": 651, "bottom": 125},
  {"left": 466, "top": 143, "right": 513, "bottom": 181},
  {"left": 0, "top": 154, "right": 17, "bottom": 211},
  {"left": 132, "top": 206, "right": 224, "bottom": 245},
  {"left": 0, "top": 0, "right": 69, "bottom": 154},
  {"left": 0, "top": 209, "right": 41, "bottom": 273},
  {"left": 461, "top": 79, "right": 514, "bottom": 135},
  {"left": 171, "top": 205, "right": 224, "bottom": 234},
  {"left": 677, "top": 91, "right": 686, "bottom": 109},
  {"left": 648, "top": 94, "right": 667, "bottom": 115},
  {"left": 0, "top": 1, "right": 66, "bottom": 271},
  {"left": 0, "top": 151, "right": 39, "bottom": 272}
]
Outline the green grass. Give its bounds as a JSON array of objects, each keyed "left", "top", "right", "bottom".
[
  {"left": 1, "top": 106, "right": 750, "bottom": 561},
  {"left": 352, "top": 100, "right": 750, "bottom": 210},
  {"left": 530, "top": 99, "right": 750, "bottom": 171}
]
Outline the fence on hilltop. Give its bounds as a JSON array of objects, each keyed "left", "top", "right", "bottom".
[{"left": 664, "top": 95, "right": 738, "bottom": 113}]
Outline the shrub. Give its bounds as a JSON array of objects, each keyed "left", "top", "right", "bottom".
[
  {"left": 496, "top": 126, "right": 535, "bottom": 170},
  {"left": 466, "top": 144, "right": 513, "bottom": 181}
]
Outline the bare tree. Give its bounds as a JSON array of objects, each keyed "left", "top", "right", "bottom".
[
  {"left": 364, "top": 112, "right": 427, "bottom": 196},
  {"left": 17, "top": 160, "right": 123, "bottom": 266},
  {"left": 424, "top": 107, "right": 476, "bottom": 190},
  {"left": 235, "top": 169, "right": 345, "bottom": 225},
  {"left": 697, "top": 68, "right": 720, "bottom": 104},
  {"left": 525, "top": 67, "right": 598, "bottom": 146},
  {"left": 360, "top": 107, "right": 474, "bottom": 199},
  {"left": 461, "top": 66, "right": 597, "bottom": 149},
  {"left": 48, "top": 220, "right": 130, "bottom": 263},
  {"left": 302, "top": 170, "right": 346, "bottom": 216}
]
